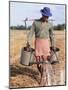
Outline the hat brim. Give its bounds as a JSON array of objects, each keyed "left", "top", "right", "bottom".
[{"left": 40, "top": 10, "right": 52, "bottom": 17}]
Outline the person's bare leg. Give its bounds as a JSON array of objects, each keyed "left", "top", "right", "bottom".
[
  {"left": 36, "top": 56, "right": 49, "bottom": 86},
  {"left": 39, "top": 62, "right": 48, "bottom": 86},
  {"left": 36, "top": 56, "right": 42, "bottom": 74},
  {"left": 39, "top": 56, "right": 49, "bottom": 86}
]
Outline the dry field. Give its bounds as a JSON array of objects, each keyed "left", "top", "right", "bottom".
[{"left": 9, "top": 30, "right": 66, "bottom": 88}]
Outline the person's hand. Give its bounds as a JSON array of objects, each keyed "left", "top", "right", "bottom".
[
  {"left": 50, "top": 46, "right": 56, "bottom": 52},
  {"left": 26, "top": 42, "right": 30, "bottom": 48}
]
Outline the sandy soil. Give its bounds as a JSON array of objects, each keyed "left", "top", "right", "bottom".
[{"left": 9, "top": 30, "right": 66, "bottom": 88}]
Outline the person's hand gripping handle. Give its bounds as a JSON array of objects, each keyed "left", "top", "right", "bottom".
[{"left": 26, "top": 41, "right": 30, "bottom": 48}]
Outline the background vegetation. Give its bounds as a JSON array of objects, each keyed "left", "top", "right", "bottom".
[{"left": 10, "top": 23, "right": 66, "bottom": 30}]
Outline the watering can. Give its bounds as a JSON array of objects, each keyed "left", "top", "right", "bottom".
[
  {"left": 49, "top": 47, "right": 60, "bottom": 64},
  {"left": 20, "top": 43, "right": 35, "bottom": 66}
]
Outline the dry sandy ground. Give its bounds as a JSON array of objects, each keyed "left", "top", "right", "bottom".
[{"left": 9, "top": 30, "right": 66, "bottom": 88}]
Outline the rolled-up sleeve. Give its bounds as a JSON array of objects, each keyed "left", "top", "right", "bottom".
[{"left": 27, "top": 22, "right": 35, "bottom": 44}]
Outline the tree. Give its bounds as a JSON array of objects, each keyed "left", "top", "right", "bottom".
[{"left": 53, "top": 24, "right": 66, "bottom": 30}]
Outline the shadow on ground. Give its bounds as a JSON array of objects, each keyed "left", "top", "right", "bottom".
[{"left": 10, "top": 65, "right": 40, "bottom": 84}]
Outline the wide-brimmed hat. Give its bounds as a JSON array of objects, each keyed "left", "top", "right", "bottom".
[{"left": 40, "top": 7, "right": 52, "bottom": 17}]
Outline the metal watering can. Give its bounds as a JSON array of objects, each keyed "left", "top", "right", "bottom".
[
  {"left": 20, "top": 44, "right": 35, "bottom": 66},
  {"left": 49, "top": 47, "right": 60, "bottom": 64}
]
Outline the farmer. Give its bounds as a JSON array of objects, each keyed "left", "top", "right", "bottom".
[{"left": 27, "top": 7, "right": 56, "bottom": 86}]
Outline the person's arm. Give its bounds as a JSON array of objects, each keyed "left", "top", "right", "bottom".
[
  {"left": 49, "top": 23, "right": 55, "bottom": 48},
  {"left": 27, "top": 22, "right": 35, "bottom": 45}
]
